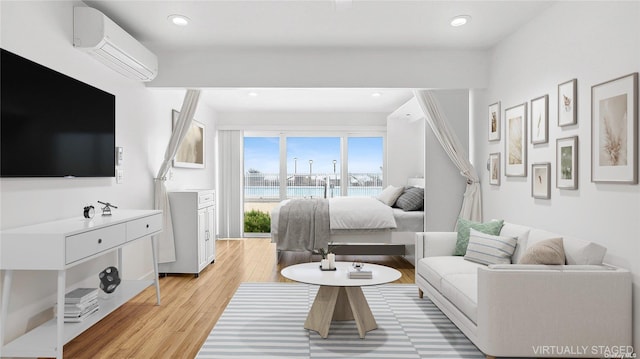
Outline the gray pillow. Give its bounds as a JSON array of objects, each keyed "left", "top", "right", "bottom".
[
  {"left": 394, "top": 187, "right": 424, "bottom": 211},
  {"left": 520, "top": 237, "right": 566, "bottom": 265}
]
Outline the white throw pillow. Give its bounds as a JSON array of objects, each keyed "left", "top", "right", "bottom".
[
  {"left": 377, "top": 185, "right": 404, "bottom": 206},
  {"left": 464, "top": 228, "right": 518, "bottom": 265}
]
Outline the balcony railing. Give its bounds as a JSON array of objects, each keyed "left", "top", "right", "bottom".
[{"left": 245, "top": 172, "right": 383, "bottom": 200}]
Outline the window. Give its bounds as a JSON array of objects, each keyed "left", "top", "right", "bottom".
[
  {"left": 243, "top": 133, "right": 384, "bottom": 234},
  {"left": 347, "top": 137, "right": 384, "bottom": 196}
]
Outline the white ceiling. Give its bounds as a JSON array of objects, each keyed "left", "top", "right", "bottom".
[{"left": 84, "top": 0, "right": 555, "bottom": 113}]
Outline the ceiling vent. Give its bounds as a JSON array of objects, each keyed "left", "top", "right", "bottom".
[{"left": 73, "top": 7, "right": 158, "bottom": 82}]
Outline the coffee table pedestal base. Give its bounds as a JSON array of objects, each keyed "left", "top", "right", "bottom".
[{"left": 304, "top": 285, "right": 377, "bottom": 339}]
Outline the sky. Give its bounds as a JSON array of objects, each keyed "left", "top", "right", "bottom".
[{"left": 244, "top": 136, "right": 383, "bottom": 174}]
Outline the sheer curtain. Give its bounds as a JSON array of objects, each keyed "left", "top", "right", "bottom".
[
  {"left": 154, "top": 89, "right": 201, "bottom": 263},
  {"left": 218, "top": 130, "right": 244, "bottom": 238},
  {"left": 413, "top": 89, "right": 482, "bottom": 223}
]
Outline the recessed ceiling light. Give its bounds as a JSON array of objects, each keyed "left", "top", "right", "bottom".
[
  {"left": 248, "top": 91, "right": 258, "bottom": 97},
  {"left": 371, "top": 92, "right": 382, "bottom": 97},
  {"left": 450, "top": 15, "right": 471, "bottom": 27},
  {"left": 168, "top": 14, "right": 190, "bottom": 26}
]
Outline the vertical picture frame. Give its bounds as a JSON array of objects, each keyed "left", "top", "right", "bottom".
[
  {"left": 505, "top": 103, "right": 527, "bottom": 177},
  {"left": 172, "top": 109, "right": 206, "bottom": 169},
  {"left": 531, "top": 163, "right": 551, "bottom": 199},
  {"left": 556, "top": 136, "right": 578, "bottom": 189},
  {"left": 530, "top": 95, "right": 548, "bottom": 144},
  {"left": 591, "top": 72, "right": 638, "bottom": 184},
  {"left": 488, "top": 101, "right": 501, "bottom": 141},
  {"left": 558, "top": 79, "right": 577, "bottom": 126},
  {"left": 489, "top": 152, "right": 501, "bottom": 186}
]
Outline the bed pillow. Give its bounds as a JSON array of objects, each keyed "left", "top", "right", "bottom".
[
  {"left": 395, "top": 187, "right": 424, "bottom": 211},
  {"left": 454, "top": 218, "right": 504, "bottom": 256},
  {"left": 464, "top": 228, "right": 517, "bottom": 265},
  {"left": 377, "top": 185, "right": 404, "bottom": 206},
  {"left": 520, "top": 237, "right": 566, "bottom": 265}
]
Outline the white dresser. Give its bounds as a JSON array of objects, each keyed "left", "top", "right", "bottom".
[
  {"left": 0, "top": 209, "right": 162, "bottom": 359},
  {"left": 159, "top": 190, "right": 215, "bottom": 277}
]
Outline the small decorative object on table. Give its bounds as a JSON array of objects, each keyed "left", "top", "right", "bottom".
[
  {"left": 348, "top": 262, "right": 372, "bottom": 279},
  {"left": 99, "top": 266, "right": 121, "bottom": 294},
  {"left": 317, "top": 248, "right": 337, "bottom": 271},
  {"left": 83, "top": 205, "right": 95, "bottom": 219},
  {"left": 98, "top": 201, "right": 118, "bottom": 216}
]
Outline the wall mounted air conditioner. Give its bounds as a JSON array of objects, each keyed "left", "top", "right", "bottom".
[{"left": 73, "top": 7, "right": 158, "bottom": 82}]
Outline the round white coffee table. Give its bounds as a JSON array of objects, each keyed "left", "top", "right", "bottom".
[{"left": 281, "top": 261, "right": 401, "bottom": 339}]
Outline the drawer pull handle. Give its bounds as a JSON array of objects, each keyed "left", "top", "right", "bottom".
[
  {"left": 146, "top": 224, "right": 149, "bottom": 228},
  {"left": 98, "top": 238, "right": 103, "bottom": 244}
]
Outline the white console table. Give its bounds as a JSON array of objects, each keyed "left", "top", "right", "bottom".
[{"left": 0, "top": 210, "right": 162, "bottom": 359}]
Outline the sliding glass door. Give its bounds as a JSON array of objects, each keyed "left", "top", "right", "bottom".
[{"left": 286, "top": 137, "right": 340, "bottom": 199}]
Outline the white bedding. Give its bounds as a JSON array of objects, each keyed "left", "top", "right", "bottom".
[{"left": 329, "top": 197, "right": 397, "bottom": 230}]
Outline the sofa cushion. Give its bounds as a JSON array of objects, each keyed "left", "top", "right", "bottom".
[
  {"left": 520, "top": 237, "right": 565, "bottom": 265},
  {"left": 499, "top": 223, "right": 531, "bottom": 264},
  {"left": 417, "top": 256, "right": 483, "bottom": 292},
  {"left": 464, "top": 228, "right": 517, "bottom": 265},
  {"left": 454, "top": 218, "right": 505, "bottom": 256},
  {"left": 440, "top": 273, "right": 478, "bottom": 324},
  {"left": 562, "top": 236, "right": 607, "bottom": 265}
]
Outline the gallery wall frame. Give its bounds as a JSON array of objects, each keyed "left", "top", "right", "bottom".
[
  {"left": 531, "top": 162, "right": 551, "bottom": 199},
  {"left": 558, "top": 79, "right": 577, "bottom": 126},
  {"left": 489, "top": 152, "right": 501, "bottom": 186},
  {"left": 591, "top": 72, "right": 638, "bottom": 184},
  {"left": 530, "top": 94, "right": 548, "bottom": 144},
  {"left": 556, "top": 136, "right": 578, "bottom": 189},
  {"left": 505, "top": 102, "right": 527, "bottom": 177},
  {"left": 172, "top": 109, "right": 205, "bottom": 169},
  {"left": 488, "top": 101, "right": 501, "bottom": 141}
]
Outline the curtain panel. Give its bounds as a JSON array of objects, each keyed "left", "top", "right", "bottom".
[
  {"left": 413, "top": 89, "right": 482, "bottom": 224},
  {"left": 218, "top": 130, "right": 244, "bottom": 238},
  {"left": 154, "top": 89, "right": 201, "bottom": 263}
]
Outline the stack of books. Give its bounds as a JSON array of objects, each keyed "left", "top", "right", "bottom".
[
  {"left": 64, "top": 288, "right": 99, "bottom": 323},
  {"left": 348, "top": 269, "right": 373, "bottom": 279}
]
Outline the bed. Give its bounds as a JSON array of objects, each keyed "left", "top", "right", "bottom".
[{"left": 271, "top": 178, "right": 425, "bottom": 263}]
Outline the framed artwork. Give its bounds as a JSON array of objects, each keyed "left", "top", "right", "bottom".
[
  {"left": 531, "top": 163, "right": 551, "bottom": 199},
  {"left": 489, "top": 152, "right": 501, "bottom": 186},
  {"left": 558, "top": 79, "right": 577, "bottom": 126},
  {"left": 556, "top": 136, "right": 578, "bottom": 189},
  {"left": 591, "top": 72, "right": 638, "bottom": 184},
  {"left": 172, "top": 109, "right": 205, "bottom": 169},
  {"left": 505, "top": 103, "right": 527, "bottom": 177},
  {"left": 488, "top": 102, "right": 501, "bottom": 141},
  {"left": 530, "top": 95, "right": 548, "bottom": 144}
]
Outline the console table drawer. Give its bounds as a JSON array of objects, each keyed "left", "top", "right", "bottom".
[
  {"left": 126, "top": 213, "right": 162, "bottom": 242},
  {"left": 66, "top": 224, "right": 126, "bottom": 264}
]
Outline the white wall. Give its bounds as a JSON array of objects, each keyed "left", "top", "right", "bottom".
[
  {"left": 150, "top": 47, "right": 489, "bottom": 89},
  {"left": 387, "top": 99, "right": 425, "bottom": 187},
  {"left": 216, "top": 111, "right": 387, "bottom": 131},
  {"left": 0, "top": 1, "right": 216, "bottom": 344},
  {"left": 474, "top": 1, "right": 640, "bottom": 348}
]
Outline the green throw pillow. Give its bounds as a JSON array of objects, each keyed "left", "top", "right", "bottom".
[{"left": 454, "top": 218, "right": 505, "bottom": 256}]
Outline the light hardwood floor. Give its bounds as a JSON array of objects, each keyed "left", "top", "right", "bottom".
[{"left": 61, "top": 238, "right": 415, "bottom": 358}]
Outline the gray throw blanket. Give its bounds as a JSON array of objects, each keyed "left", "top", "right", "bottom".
[{"left": 276, "top": 199, "right": 330, "bottom": 251}]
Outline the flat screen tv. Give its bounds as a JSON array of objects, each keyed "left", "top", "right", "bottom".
[{"left": 1, "top": 48, "right": 116, "bottom": 178}]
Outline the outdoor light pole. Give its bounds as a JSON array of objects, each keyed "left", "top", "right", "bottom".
[
  {"left": 309, "top": 160, "right": 313, "bottom": 186},
  {"left": 332, "top": 160, "right": 337, "bottom": 197},
  {"left": 293, "top": 157, "right": 297, "bottom": 174}
]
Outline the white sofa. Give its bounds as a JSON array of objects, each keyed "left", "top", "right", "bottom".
[{"left": 415, "top": 222, "right": 632, "bottom": 359}]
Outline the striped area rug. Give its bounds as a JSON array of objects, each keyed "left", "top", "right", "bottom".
[{"left": 196, "top": 283, "right": 484, "bottom": 359}]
